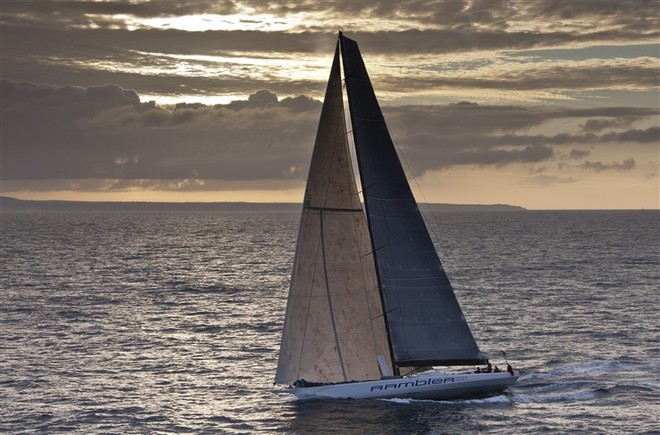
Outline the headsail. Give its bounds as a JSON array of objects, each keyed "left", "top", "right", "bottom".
[
  {"left": 339, "top": 33, "right": 485, "bottom": 367},
  {"left": 275, "top": 42, "right": 391, "bottom": 385}
]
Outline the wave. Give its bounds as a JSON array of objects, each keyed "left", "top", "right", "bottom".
[
  {"left": 512, "top": 387, "right": 606, "bottom": 404},
  {"left": 523, "top": 357, "right": 659, "bottom": 382}
]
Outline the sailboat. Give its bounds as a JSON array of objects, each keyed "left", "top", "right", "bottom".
[{"left": 274, "top": 32, "right": 518, "bottom": 400}]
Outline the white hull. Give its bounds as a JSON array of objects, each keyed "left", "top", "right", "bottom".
[{"left": 279, "top": 371, "right": 518, "bottom": 401}]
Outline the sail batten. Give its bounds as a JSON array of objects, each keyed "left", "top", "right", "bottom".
[
  {"left": 339, "top": 33, "right": 484, "bottom": 367},
  {"left": 305, "top": 206, "right": 363, "bottom": 212}
]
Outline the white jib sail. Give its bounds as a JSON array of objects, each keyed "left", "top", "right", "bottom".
[{"left": 275, "top": 43, "right": 391, "bottom": 385}]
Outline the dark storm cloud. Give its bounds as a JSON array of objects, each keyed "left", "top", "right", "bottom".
[{"left": 2, "top": 80, "right": 657, "bottom": 191}]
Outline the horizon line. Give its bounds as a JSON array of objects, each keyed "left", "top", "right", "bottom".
[{"left": 1, "top": 196, "right": 657, "bottom": 211}]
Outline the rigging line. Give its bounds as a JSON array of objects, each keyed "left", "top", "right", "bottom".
[
  {"left": 371, "top": 305, "right": 400, "bottom": 320},
  {"left": 362, "top": 242, "right": 389, "bottom": 257},
  {"left": 353, "top": 180, "right": 377, "bottom": 198}
]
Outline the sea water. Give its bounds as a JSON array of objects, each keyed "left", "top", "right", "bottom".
[{"left": 1, "top": 209, "right": 658, "bottom": 433}]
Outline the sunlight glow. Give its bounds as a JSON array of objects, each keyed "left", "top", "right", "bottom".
[
  {"left": 139, "top": 93, "right": 244, "bottom": 106},
  {"left": 124, "top": 13, "right": 305, "bottom": 32},
  {"left": 132, "top": 50, "right": 332, "bottom": 81},
  {"left": 35, "top": 47, "right": 656, "bottom": 107}
]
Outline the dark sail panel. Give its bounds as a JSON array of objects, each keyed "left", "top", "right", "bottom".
[{"left": 339, "top": 33, "right": 485, "bottom": 367}]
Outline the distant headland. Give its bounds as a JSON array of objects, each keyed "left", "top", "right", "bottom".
[{"left": 0, "top": 196, "right": 526, "bottom": 212}]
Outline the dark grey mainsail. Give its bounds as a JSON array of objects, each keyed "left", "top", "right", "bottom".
[{"left": 339, "top": 33, "right": 485, "bottom": 367}]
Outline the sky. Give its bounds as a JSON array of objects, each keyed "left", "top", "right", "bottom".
[{"left": 1, "top": 0, "right": 659, "bottom": 209}]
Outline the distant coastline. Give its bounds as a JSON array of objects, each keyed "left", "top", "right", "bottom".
[{"left": 1, "top": 196, "right": 526, "bottom": 212}]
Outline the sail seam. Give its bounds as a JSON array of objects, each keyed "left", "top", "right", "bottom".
[
  {"left": 305, "top": 206, "right": 363, "bottom": 212},
  {"left": 319, "top": 211, "right": 348, "bottom": 382},
  {"left": 293, "top": 217, "right": 323, "bottom": 383}
]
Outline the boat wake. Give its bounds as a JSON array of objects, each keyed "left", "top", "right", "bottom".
[
  {"left": 382, "top": 395, "right": 511, "bottom": 405},
  {"left": 512, "top": 357, "right": 658, "bottom": 404}
]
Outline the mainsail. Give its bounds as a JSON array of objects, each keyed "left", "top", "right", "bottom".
[
  {"left": 275, "top": 43, "right": 391, "bottom": 385},
  {"left": 339, "top": 33, "right": 485, "bottom": 367}
]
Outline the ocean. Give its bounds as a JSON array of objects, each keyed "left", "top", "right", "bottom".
[{"left": 1, "top": 209, "right": 658, "bottom": 433}]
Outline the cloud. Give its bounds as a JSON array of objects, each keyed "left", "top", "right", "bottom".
[
  {"left": 580, "top": 158, "right": 636, "bottom": 172},
  {"left": 2, "top": 1, "right": 658, "bottom": 103},
  {"left": 451, "top": 144, "right": 555, "bottom": 166},
  {"left": 384, "top": 104, "right": 658, "bottom": 136},
  {"left": 4, "top": 1, "right": 658, "bottom": 35},
  {"left": 1, "top": 80, "right": 141, "bottom": 123},
  {"left": 521, "top": 174, "right": 577, "bottom": 186},
  {"left": 1, "top": 80, "right": 657, "bottom": 193},
  {"left": 568, "top": 149, "right": 591, "bottom": 159},
  {"left": 1, "top": 80, "right": 322, "bottom": 183},
  {"left": 580, "top": 117, "right": 639, "bottom": 132},
  {"left": 601, "top": 127, "right": 660, "bottom": 143}
]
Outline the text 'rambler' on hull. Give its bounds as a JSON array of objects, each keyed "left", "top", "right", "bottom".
[{"left": 274, "top": 32, "right": 519, "bottom": 401}]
